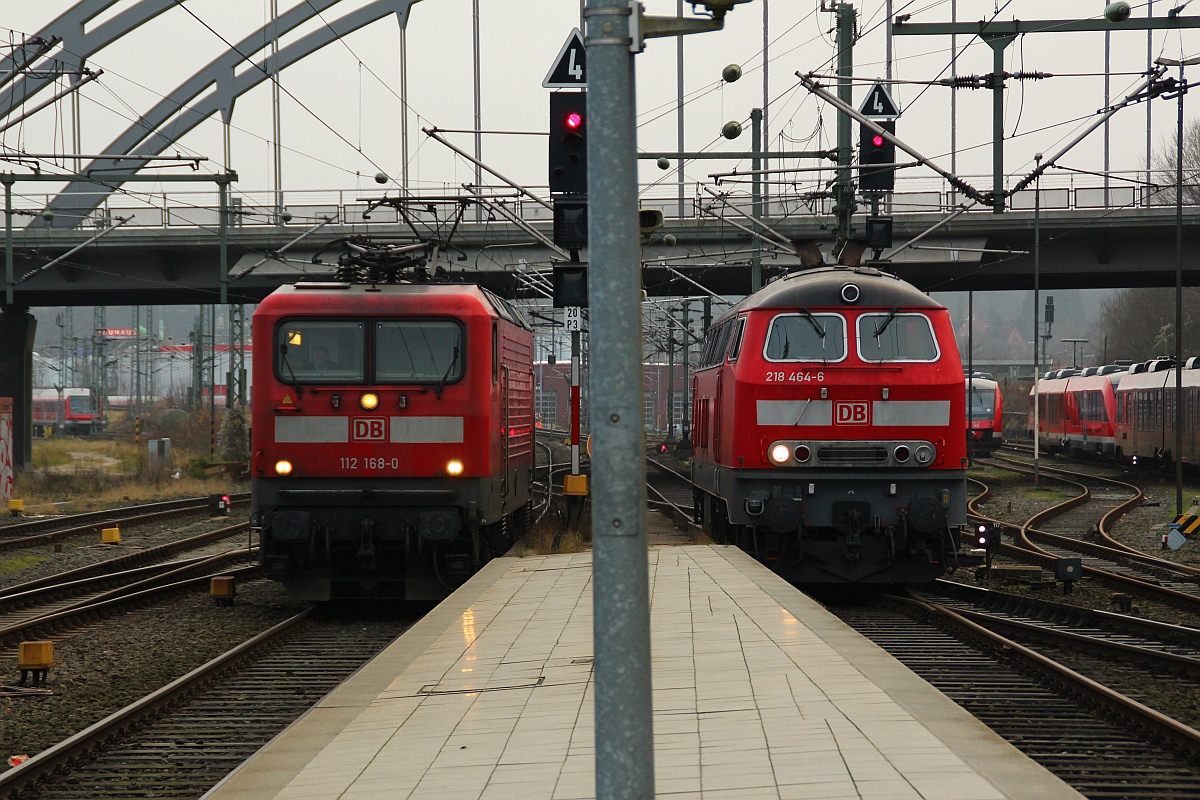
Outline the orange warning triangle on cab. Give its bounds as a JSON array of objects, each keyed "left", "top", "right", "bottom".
[{"left": 282, "top": 393, "right": 293, "bottom": 404}]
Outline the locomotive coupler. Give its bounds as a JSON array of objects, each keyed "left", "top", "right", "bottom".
[{"left": 358, "top": 517, "right": 377, "bottom": 572}]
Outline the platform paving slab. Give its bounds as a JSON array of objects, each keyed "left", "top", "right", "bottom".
[{"left": 203, "top": 543, "right": 1085, "bottom": 800}]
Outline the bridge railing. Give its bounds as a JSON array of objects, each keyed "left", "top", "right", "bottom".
[{"left": 8, "top": 167, "right": 1191, "bottom": 231}]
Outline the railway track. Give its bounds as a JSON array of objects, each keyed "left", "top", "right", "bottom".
[
  {"left": 646, "top": 456, "right": 700, "bottom": 533},
  {"left": 0, "top": 610, "right": 410, "bottom": 800},
  {"left": 829, "top": 595, "right": 1200, "bottom": 799},
  {"left": 0, "top": 494, "right": 249, "bottom": 554},
  {"left": 971, "top": 457, "right": 1200, "bottom": 611}
]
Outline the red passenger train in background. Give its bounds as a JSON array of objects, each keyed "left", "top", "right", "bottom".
[
  {"left": 691, "top": 266, "right": 968, "bottom": 584},
  {"left": 31, "top": 388, "right": 95, "bottom": 436},
  {"left": 1028, "top": 364, "right": 1126, "bottom": 457},
  {"left": 966, "top": 374, "right": 1003, "bottom": 454},
  {"left": 251, "top": 281, "right": 535, "bottom": 601},
  {"left": 1030, "top": 357, "right": 1200, "bottom": 466}
]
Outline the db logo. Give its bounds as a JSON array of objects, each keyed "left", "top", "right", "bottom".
[
  {"left": 835, "top": 401, "right": 870, "bottom": 425},
  {"left": 352, "top": 417, "right": 387, "bottom": 441}
]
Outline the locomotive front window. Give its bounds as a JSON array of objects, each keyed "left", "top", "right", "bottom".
[
  {"left": 968, "top": 387, "right": 994, "bottom": 420},
  {"left": 276, "top": 320, "right": 365, "bottom": 383},
  {"left": 763, "top": 313, "right": 846, "bottom": 362},
  {"left": 376, "top": 320, "right": 464, "bottom": 383},
  {"left": 857, "top": 313, "right": 939, "bottom": 362},
  {"left": 68, "top": 396, "right": 92, "bottom": 414}
]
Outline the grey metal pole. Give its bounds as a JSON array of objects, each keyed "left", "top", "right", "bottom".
[
  {"left": 1104, "top": 30, "right": 1111, "bottom": 206},
  {"left": 1176, "top": 62, "right": 1185, "bottom": 517},
  {"left": 1147, "top": 1, "right": 1154, "bottom": 198},
  {"left": 677, "top": 0, "right": 685, "bottom": 219},
  {"left": 1033, "top": 155, "right": 1041, "bottom": 485},
  {"left": 762, "top": 0, "right": 769, "bottom": 202},
  {"left": 272, "top": 0, "right": 283, "bottom": 223},
  {"left": 752, "top": 108, "right": 762, "bottom": 292},
  {"left": 950, "top": 0, "right": 956, "bottom": 207},
  {"left": 472, "top": 0, "right": 483, "bottom": 221},
  {"left": 967, "top": 290, "right": 973, "bottom": 467},
  {"left": 833, "top": 3, "right": 855, "bottom": 250},
  {"left": 987, "top": 37, "right": 1011, "bottom": 213},
  {"left": 666, "top": 322, "right": 675, "bottom": 442},
  {"left": 400, "top": 27, "right": 409, "bottom": 189},
  {"left": 585, "top": 1, "right": 654, "bottom": 797},
  {"left": 4, "top": 175, "right": 11, "bottom": 305},
  {"left": 682, "top": 301, "right": 690, "bottom": 442}
]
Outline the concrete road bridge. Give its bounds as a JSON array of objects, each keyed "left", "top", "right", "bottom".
[{"left": 4, "top": 190, "right": 1200, "bottom": 308}]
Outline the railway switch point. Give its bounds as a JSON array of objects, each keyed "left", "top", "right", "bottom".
[
  {"left": 17, "top": 641, "right": 53, "bottom": 688},
  {"left": 101, "top": 526, "right": 121, "bottom": 545},
  {"left": 210, "top": 577, "right": 237, "bottom": 607},
  {"left": 8, "top": 499, "right": 21, "bottom": 517}
]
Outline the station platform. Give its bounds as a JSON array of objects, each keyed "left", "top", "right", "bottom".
[{"left": 204, "top": 542, "right": 1084, "bottom": 800}]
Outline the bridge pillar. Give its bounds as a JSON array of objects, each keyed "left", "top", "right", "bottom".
[{"left": 0, "top": 307, "right": 35, "bottom": 470}]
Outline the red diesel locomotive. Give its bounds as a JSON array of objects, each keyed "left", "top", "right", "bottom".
[
  {"left": 691, "top": 266, "right": 968, "bottom": 583},
  {"left": 251, "top": 281, "right": 535, "bottom": 601}
]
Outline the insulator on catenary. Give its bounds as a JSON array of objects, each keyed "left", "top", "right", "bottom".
[
  {"left": 941, "top": 74, "right": 983, "bottom": 89},
  {"left": 1012, "top": 71, "right": 1052, "bottom": 80}
]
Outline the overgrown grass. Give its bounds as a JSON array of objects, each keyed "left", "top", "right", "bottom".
[
  {"left": 514, "top": 512, "right": 590, "bottom": 556},
  {"left": 12, "top": 437, "right": 238, "bottom": 514},
  {"left": 0, "top": 554, "right": 49, "bottom": 575}
]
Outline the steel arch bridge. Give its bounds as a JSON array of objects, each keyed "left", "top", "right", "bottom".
[{"left": 2, "top": 0, "right": 423, "bottom": 226}]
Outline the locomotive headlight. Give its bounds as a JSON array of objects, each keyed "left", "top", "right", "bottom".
[
  {"left": 794, "top": 444, "right": 811, "bottom": 463},
  {"left": 275, "top": 459, "right": 294, "bottom": 476},
  {"left": 360, "top": 392, "right": 380, "bottom": 410},
  {"left": 769, "top": 443, "right": 792, "bottom": 465},
  {"left": 446, "top": 458, "right": 465, "bottom": 476},
  {"left": 893, "top": 445, "right": 911, "bottom": 463},
  {"left": 914, "top": 445, "right": 935, "bottom": 465}
]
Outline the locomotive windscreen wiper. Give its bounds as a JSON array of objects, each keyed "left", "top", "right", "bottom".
[
  {"left": 279, "top": 343, "right": 303, "bottom": 396},
  {"left": 435, "top": 344, "right": 460, "bottom": 399},
  {"left": 873, "top": 307, "right": 900, "bottom": 339},
  {"left": 800, "top": 308, "right": 826, "bottom": 340}
]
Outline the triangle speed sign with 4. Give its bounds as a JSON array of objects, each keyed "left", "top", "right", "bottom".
[
  {"left": 859, "top": 82, "right": 900, "bottom": 119},
  {"left": 543, "top": 29, "right": 587, "bottom": 89}
]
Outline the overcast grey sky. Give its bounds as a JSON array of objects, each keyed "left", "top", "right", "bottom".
[{"left": 5, "top": 0, "right": 1199, "bottom": 212}]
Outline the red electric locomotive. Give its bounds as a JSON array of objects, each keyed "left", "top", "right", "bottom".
[
  {"left": 691, "top": 266, "right": 967, "bottom": 583},
  {"left": 251, "top": 281, "right": 535, "bottom": 601},
  {"left": 966, "top": 374, "right": 1003, "bottom": 454}
]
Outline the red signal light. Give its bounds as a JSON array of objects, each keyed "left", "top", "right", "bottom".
[
  {"left": 871, "top": 134, "right": 884, "bottom": 147},
  {"left": 565, "top": 112, "right": 583, "bottom": 131}
]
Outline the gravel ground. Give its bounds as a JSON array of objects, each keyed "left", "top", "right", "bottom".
[
  {"left": 955, "top": 460, "right": 1200, "bottom": 626},
  {"left": 0, "top": 508, "right": 312, "bottom": 763},
  {"left": 0, "top": 513, "right": 253, "bottom": 593},
  {"left": 0, "top": 580, "right": 308, "bottom": 761}
]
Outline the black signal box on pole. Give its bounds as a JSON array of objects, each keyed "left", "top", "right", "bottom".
[
  {"left": 553, "top": 262, "right": 589, "bottom": 308},
  {"left": 859, "top": 120, "right": 896, "bottom": 192},
  {"left": 549, "top": 92, "right": 588, "bottom": 195}
]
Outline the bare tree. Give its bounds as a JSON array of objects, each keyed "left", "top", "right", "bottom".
[
  {"left": 1148, "top": 117, "right": 1200, "bottom": 206},
  {"left": 1093, "top": 287, "right": 1200, "bottom": 362}
]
